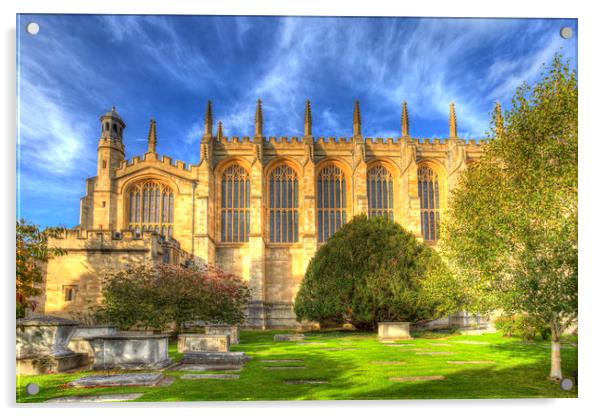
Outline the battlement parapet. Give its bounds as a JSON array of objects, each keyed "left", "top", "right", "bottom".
[
  {"left": 50, "top": 229, "right": 182, "bottom": 253},
  {"left": 365, "top": 137, "right": 398, "bottom": 146},
  {"left": 118, "top": 153, "right": 192, "bottom": 173}
]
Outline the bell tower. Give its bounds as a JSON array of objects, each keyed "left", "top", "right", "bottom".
[{"left": 93, "top": 107, "right": 126, "bottom": 230}]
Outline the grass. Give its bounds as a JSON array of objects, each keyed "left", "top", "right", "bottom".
[{"left": 16, "top": 330, "right": 578, "bottom": 402}]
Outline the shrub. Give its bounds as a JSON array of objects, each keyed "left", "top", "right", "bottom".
[
  {"left": 294, "top": 215, "right": 460, "bottom": 330},
  {"left": 99, "top": 263, "right": 250, "bottom": 332},
  {"left": 495, "top": 314, "right": 551, "bottom": 341}
]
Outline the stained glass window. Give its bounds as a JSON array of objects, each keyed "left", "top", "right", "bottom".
[
  {"left": 269, "top": 165, "right": 299, "bottom": 243},
  {"left": 367, "top": 164, "right": 394, "bottom": 220},
  {"left": 127, "top": 180, "right": 174, "bottom": 237},
  {"left": 317, "top": 165, "right": 347, "bottom": 242},
  {"left": 418, "top": 165, "right": 441, "bottom": 242},
  {"left": 220, "top": 164, "right": 250, "bottom": 242}
]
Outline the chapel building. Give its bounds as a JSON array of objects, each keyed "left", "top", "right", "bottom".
[{"left": 41, "top": 100, "right": 490, "bottom": 328}]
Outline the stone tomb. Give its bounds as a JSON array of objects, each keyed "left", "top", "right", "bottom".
[
  {"left": 177, "top": 334, "right": 230, "bottom": 353},
  {"left": 378, "top": 322, "right": 412, "bottom": 341},
  {"left": 68, "top": 325, "right": 117, "bottom": 359},
  {"left": 16, "top": 316, "right": 87, "bottom": 375},
  {"left": 87, "top": 333, "right": 170, "bottom": 370},
  {"left": 206, "top": 325, "right": 239, "bottom": 344}
]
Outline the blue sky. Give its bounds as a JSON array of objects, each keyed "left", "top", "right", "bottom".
[{"left": 16, "top": 15, "right": 577, "bottom": 228}]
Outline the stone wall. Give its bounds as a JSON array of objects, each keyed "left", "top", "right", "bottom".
[{"left": 41, "top": 230, "right": 183, "bottom": 317}]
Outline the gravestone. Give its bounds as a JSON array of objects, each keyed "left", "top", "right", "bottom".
[
  {"left": 390, "top": 375, "right": 445, "bottom": 382},
  {"left": 205, "top": 325, "right": 239, "bottom": 344},
  {"left": 181, "top": 374, "right": 240, "bottom": 380},
  {"left": 46, "top": 393, "right": 144, "bottom": 403},
  {"left": 274, "top": 334, "right": 305, "bottom": 341},
  {"left": 283, "top": 379, "right": 328, "bottom": 385},
  {"left": 175, "top": 364, "right": 242, "bottom": 372},
  {"left": 447, "top": 360, "right": 495, "bottom": 365},
  {"left": 69, "top": 373, "right": 164, "bottom": 387},
  {"left": 181, "top": 351, "right": 250, "bottom": 366},
  {"left": 177, "top": 334, "right": 230, "bottom": 353},
  {"left": 87, "top": 333, "right": 170, "bottom": 370},
  {"left": 378, "top": 322, "right": 412, "bottom": 341},
  {"left": 16, "top": 316, "right": 87, "bottom": 375}
]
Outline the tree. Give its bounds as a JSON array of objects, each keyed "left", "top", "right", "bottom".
[
  {"left": 440, "top": 55, "right": 577, "bottom": 380},
  {"left": 294, "top": 215, "right": 460, "bottom": 330},
  {"left": 16, "top": 219, "right": 65, "bottom": 318},
  {"left": 100, "top": 263, "right": 251, "bottom": 332}
]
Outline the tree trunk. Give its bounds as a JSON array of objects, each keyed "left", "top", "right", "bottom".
[{"left": 549, "top": 320, "right": 562, "bottom": 381}]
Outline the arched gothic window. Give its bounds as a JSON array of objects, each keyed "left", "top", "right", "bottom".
[
  {"left": 418, "top": 165, "right": 440, "bottom": 242},
  {"left": 269, "top": 165, "right": 299, "bottom": 243},
  {"left": 317, "top": 165, "right": 347, "bottom": 242},
  {"left": 127, "top": 180, "right": 174, "bottom": 237},
  {"left": 367, "top": 164, "right": 394, "bottom": 220},
  {"left": 220, "top": 164, "right": 250, "bottom": 242}
]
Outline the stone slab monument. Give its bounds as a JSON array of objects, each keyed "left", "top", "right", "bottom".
[
  {"left": 274, "top": 333, "right": 305, "bottom": 341},
  {"left": 177, "top": 334, "right": 230, "bottom": 353},
  {"left": 16, "top": 316, "right": 88, "bottom": 375},
  {"left": 205, "top": 325, "right": 239, "bottom": 344},
  {"left": 87, "top": 333, "right": 171, "bottom": 370},
  {"left": 378, "top": 322, "right": 412, "bottom": 341},
  {"left": 181, "top": 351, "right": 250, "bottom": 366},
  {"left": 68, "top": 325, "right": 118, "bottom": 359}
]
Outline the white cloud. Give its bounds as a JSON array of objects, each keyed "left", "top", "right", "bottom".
[
  {"left": 18, "top": 77, "right": 95, "bottom": 176},
  {"left": 101, "top": 15, "right": 218, "bottom": 90}
]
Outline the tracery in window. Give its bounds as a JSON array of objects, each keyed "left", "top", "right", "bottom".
[
  {"left": 127, "top": 180, "right": 174, "bottom": 237},
  {"left": 317, "top": 165, "right": 347, "bottom": 242},
  {"left": 220, "top": 164, "right": 250, "bottom": 243},
  {"left": 418, "top": 165, "right": 440, "bottom": 242},
  {"left": 367, "top": 164, "right": 394, "bottom": 220},
  {"left": 269, "top": 165, "right": 299, "bottom": 243}
]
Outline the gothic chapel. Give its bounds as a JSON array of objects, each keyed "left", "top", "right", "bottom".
[{"left": 41, "top": 100, "right": 489, "bottom": 328}]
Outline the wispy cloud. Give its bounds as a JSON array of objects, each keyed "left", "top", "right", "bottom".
[
  {"left": 18, "top": 77, "right": 94, "bottom": 176},
  {"left": 17, "top": 15, "right": 577, "bottom": 227}
]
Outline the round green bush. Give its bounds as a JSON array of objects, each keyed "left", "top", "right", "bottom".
[{"left": 294, "top": 215, "right": 455, "bottom": 330}]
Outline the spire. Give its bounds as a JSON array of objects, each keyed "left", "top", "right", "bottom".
[
  {"left": 217, "top": 120, "right": 223, "bottom": 141},
  {"left": 304, "top": 99, "right": 312, "bottom": 137},
  {"left": 449, "top": 102, "right": 457, "bottom": 138},
  {"left": 147, "top": 118, "right": 157, "bottom": 153},
  {"left": 204, "top": 100, "right": 213, "bottom": 138},
  {"left": 494, "top": 102, "right": 503, "bottom": 138},
  {"left": 353, "top": 100, "right": 361, "bottom": 137},
  {"left": 401, "top": 101, "right": 410, "bottom": 138},
  {"left": 254, "top": 99, "right": 263, "bottom": 138}
]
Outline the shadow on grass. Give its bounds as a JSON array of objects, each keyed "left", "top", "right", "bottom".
[{"left": 325, "top": 362, "right": 578, "bottom": 400}]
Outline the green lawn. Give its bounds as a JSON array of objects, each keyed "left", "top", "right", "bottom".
[{"left": 16, "top": 330, "right": 578, "bottom": 402}]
